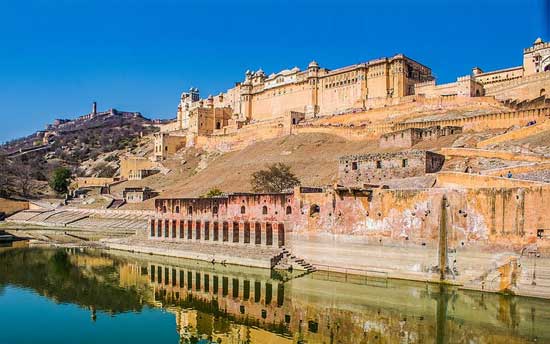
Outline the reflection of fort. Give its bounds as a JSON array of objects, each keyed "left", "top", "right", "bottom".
[
  {"left": 148, "top": 262, "right": 285, "bottom": 324},
  {"left": 111, "top": 253, "right": 550, "bottom": 344}
]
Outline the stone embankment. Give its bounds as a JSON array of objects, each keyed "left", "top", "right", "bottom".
[
  {"left": 104, "top": 236, "right": 283, "bottom": 269},
  {"left": 6, "top": 207, "right": 150, "bottom": 233}
]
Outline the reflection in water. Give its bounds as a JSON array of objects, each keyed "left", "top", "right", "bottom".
[{"left": 1, "top": 248, "right": 550, "bottom": 343}]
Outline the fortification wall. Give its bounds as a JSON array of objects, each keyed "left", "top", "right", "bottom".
[
  {"left": 477, "top": 118, "right": 550, "bottom": 147},
  {"left": 287, "top": 186, "right": 550, "bottom": 287},
  {"left": 483, "top": 162, "right": 550, "bottom": 177},
  {"left": 440, "top": 147, "right": 550, "bottom": 162},
  {"left": 75, "top": 177, "right": 118, "bottom": 188},
  {"left": 195, "top": 118, "right": 290, "bottom": 152},
  {"left": 484, "top": 71, "right": 550, "bottom": 100},
  {"left": 435, "top": 172, "right": 547, "bottom": 188},
  {"left": 293, "top": 123, "right": 391, "bottom": 141}
]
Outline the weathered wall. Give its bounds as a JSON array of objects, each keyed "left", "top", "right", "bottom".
[
  {"left": 440, "top": 147, "right": 550, "bottom": 162},
  {"left": 380, "top": 126, "right": 462, "bottom": 149},
  {"left": 477, "top": 118, "right": 550, "bottom": 147},
  {"left": 75, "top": 177, "right": 117, "bottom": 188},
  {"left": 338, "top": 151, "right": 444, "bottom": 186},
  {"left": 436, "top": 172, "right": 547, "bottom": 188},
  {"left": 0, "top": 198, "right": 29, "bottom": 216},
  {"left": 120, "top": 157, "right": 156, "bottom": 180},
  {"left": 286, "top": 186, "right": 550, "bottom": 285},
  {"left": 484, "top": 71, "right": 550, "bottom": 101}
]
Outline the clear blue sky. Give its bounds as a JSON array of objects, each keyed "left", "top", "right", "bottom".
[{"left": 0, "top": 0, "right": 547, "bottom": 143}]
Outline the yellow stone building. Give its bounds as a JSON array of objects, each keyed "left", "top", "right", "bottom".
[
  {"left": 176, "top": 54, "right": 433, "bottom": 131},
  {"left": 418, "top": 38, "right": 550, "bottom": 99}
]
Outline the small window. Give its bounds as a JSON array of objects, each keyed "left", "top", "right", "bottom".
[
  {"left": 310, "top": 204, "right": 320, "bottom": 216},
  {"left": 213, "top": 206, "right": 218, "bottom": 215},
  {"left": 286, "top": 206, "right": 292, "bottom": 215},
  {"left": 351, "top": 162, "right": 358, "bottom": 170},
  {"left": 175, "top": 206, "right": 180, "bottom": 213},
  {"left": 538, "top": 229, "right": 545, "bottom": 239},
  {"left": 376, "top": 160, "right": 382, "bottom": 169},
  {"left": 308, "top": 321, "right": 319, "bottom": 333},
  {"left": 262, "top": 206, "right": 268, "bottom": 215},
  {"left": 187, "top": 206, "right": 193, "bottom": 215},
  {"left": 162, "top": 205, "right": 167, "bottom": 213},
  {"left": 402, "top": 159, "right": 408, "bottom": 168},
  {"left": 241, "top": 205, "right": 246, "bottom": 214}
]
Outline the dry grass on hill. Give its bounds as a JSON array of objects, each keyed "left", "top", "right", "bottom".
[{"left": 116, "top": 133, "right": 381, "bottom": 209}]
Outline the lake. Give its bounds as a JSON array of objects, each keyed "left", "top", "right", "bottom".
[{"left": 0, "top": 247, "right": 549, "bottom": 343}]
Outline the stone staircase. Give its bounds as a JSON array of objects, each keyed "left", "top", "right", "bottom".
[
  {"left": 272, "top": 247, "right": 316, "bottom": 274},
  {"left": 108, "top": 199, "right": 126, "bottom": 209}
]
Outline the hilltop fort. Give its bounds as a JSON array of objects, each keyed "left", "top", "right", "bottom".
[{"left": 3, "top": 38, "right": 550, "bottom": 300}]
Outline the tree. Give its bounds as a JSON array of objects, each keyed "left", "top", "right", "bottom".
[
  {"left": 203, "top": 188, "right": 223, "bottom": 198},
  {"left": 250, "top": 163, "right": 300, "bottom": 193},
  {"left": 0, "top": 155, "right": 12, "bottom": 197},
  {"left": 49, "top": 167, "right": 72, "bottom": 194},
  {"left": 11, "top": 161, "right": 35, "bottom": 197}
]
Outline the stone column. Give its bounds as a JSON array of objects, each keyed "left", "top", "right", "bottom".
[
  {"left": 249, "top": 223, "right": 256, "bottom": 246},
  {"left": 261, "top": 222, "right": 267, "bottom": 247},
  {"left": 228, "top": 222, "right": 234, "bottom": 244},
  {"left": 272, "top": 222, "right": 279, "bottom": 248}
]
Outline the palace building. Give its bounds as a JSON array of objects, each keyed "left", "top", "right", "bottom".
[{"left": 175, "top": 54, "right": 433, "bottom": 133}]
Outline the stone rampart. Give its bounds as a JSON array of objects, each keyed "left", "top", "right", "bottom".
[
  {"left": 440, "top": 147, "right": 550, "bottom": 162},
  {"left": 477, "top": 118, "right": 550, "bottom": 148},
  {"left": 484, "top": 71, "right": 550, "bottom": 100},
  {"left": 435, "top": 172, "right": 547, "bottom": 188},
  {"left": 483, "top": 162, "right": 550, "bottom": 176}
]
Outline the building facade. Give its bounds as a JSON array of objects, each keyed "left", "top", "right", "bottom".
[
  {"left": 338, "top": 150, "right": 445, "bottom": 186},
  {"left": 418, "top": 38, "right": 550, "bottom": 99},
  {"left": 175, "top": 55, "right": 433, "bottom": 132},
  {"left": 379, "top": 126, "right": 462, "bottom": 149}
]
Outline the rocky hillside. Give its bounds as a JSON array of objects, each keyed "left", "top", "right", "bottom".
[{"left": 0, "top": 112, "right": 158, "bottom": 198}]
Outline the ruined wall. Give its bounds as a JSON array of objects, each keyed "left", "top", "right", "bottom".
[
  {"left": 379, "top": 126, "right": 462, "bottom": 149},
  {"left": 338, "top": 151, "right": 444, "bottom": 186}
]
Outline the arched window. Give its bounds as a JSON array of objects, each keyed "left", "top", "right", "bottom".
[
  {"left": 162, "top": 205, "right": 167, "bottom": 213},
  {"left": 213, "top": 206, "right": 218, "bottom": 215},
  {"left": 286, "top": 206, "right": 292, "bottom": 215},
  {"left": 541, "top": 88, "right": 546, "bottom": 97},
  {"left": 262, "top": 206, "right": 268, "bottom": 215},
  {"left": 187, "top": 206, "right": 193, "bottom": 215},
  {"left": 241, "top": 205, "right": 246, "bottom": 214},
  {"left": 310, "top": 204, "right": 320, "bottom": 216},
  {"left": 175, "top": 206, "right": 180, "bottom": 214}
]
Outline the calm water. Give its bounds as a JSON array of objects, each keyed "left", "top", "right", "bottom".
[{"left": 0, "top": 248, "right": 549, "bottom": 343}]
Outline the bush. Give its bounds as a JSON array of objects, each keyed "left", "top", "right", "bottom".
[
  {"left": 202, "top": 188, "right": 223, "bottom": 198},
  {"left": 49, "top": 167, "right": 72, "bottom": 194},
  {"left": 250, "top": 163, "right": 300, "bottom": 193}
]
